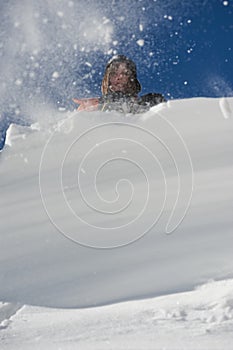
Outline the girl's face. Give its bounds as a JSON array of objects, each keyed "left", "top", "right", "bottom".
[{"left": 109, "top": 63, "right": 133, "bottom": 93}]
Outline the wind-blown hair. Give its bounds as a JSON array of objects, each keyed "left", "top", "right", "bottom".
[{"left": 101, "top": 55, "right": 141, "bottom": 96}]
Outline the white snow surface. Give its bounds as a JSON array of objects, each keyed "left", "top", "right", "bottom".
[{"left": 1, "top": 97, "right": 233, "bottom": 349}]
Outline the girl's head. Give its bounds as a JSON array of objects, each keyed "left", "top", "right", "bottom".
[{"left": 101, "top": 55, "right": 141, "bottom": 96}]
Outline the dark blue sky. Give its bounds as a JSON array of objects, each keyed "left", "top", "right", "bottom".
[
  {"left": 0, "top": 0, "right": 232, "bottom": 148},
  {"left": 91, "top": 0, "right": 233, "bottom": 99}
]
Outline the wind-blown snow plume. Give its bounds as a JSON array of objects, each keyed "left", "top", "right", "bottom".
[{"left": 0, "top": 0, "right": 225, "bottom": 128}]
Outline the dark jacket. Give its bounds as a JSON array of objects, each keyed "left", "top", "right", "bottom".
[{"left": 98, "top": 91, "right": 166, "bottom": 113}]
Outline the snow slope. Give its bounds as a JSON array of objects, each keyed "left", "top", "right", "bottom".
[
  {"left": 1, "top": 279, "right": 233, "bottom": 350},
  {"left": 1, "top": 97, "right": 233, "bottom": 348},
  {"left": 1, "top": 98, "right": 233, "bottom": 311}
]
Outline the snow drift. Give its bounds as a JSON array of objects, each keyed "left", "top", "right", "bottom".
[
  {"left": 0, "top": 97, "right": 233, "bottom": 309},
  {"left": 1, "top": 279, "right": 233, "bottom": 350}
]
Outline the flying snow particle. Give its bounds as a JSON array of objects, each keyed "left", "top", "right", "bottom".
[
  {"left": 85, "top": 62, "right": 92, "bottom": 67},
  {"left": 103, "top": 17, "right": 110, "bottom": 24},
  {"left": 52, "top": 72, "right": 59, "bottom": 79},
  {"left": 139, "top": 24, "right": 143, "bottom": 31},
  {"left": 164, "top": 15, "right": 173, "bottom": 20},
  {"left": 137, "top": 39, "right": 144, "bottom": 47},
  {"left": 223, "top": 1, "right": 228, "bottom": 5},
  {"left": 187, "top": 19, "right": 192, "bottom": 24},
  {"left": 15, "top": 79, "right": 22, "bottom": 86},
  {"left": 184, "top": 81, "right": 188, "bottom": 85},
  {"left": 57, "top": 11, "right": 64, "bottom": 18},
  {"left": 108, "top": 49, "right": 117, "bottom": 55}
]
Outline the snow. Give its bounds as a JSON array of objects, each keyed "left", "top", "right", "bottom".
[
  {"left": 1, "top": 279, "right": 233, "bottom": 350},
  {"left": 52, "top": 71, "right": 60, "bottom": 79},
  {"left": 1, "top": 97, "right": 233, "bottom": 348},
  {"left": 137, "top": 39, "right": 144, "bottom": 47},
  {"left": 1, "top": 279, "right": 233, "bottom": 349}
]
